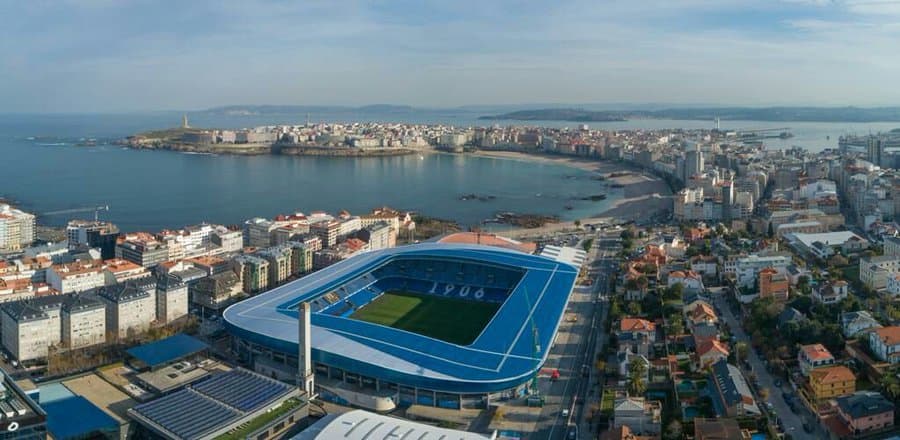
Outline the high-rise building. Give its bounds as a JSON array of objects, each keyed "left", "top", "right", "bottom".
[
  {"left": 66, "top": 220, "right": 119, "bottom": 259},
  {"left": 0, "top": 204, "right": 35, "bottom": 253},
  {"left": 684, "top": 148, "right": 704, "bottom": 181},
  {"left": 868, "top": 137, "right": 884, "bottom": 167}
]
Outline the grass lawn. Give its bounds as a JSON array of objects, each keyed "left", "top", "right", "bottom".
[{"left": 350, "top": 291, "right": 500, "bottom": 345}]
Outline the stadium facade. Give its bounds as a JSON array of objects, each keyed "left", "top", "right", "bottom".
[{"left": 224, "top": 243, "right": 579, "bottom": 410}]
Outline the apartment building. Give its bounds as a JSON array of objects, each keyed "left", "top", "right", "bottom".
[
  {"left": 759, "top": 267, "right": 789, "bottom": 302},
  {"left": 66, "top": 219, "right": 119, "bottom": 259},
  {"left": 860, "top": 255, "right": 900, "bottom": 290},
  {"left": 61, "top": 295, "right": 106, "bottom": 350},
  {"left": 354, "top": 222, "right": 396, "bottom": 251},
  {"left": 191, "top": 270, "right": 243, "bottom": 314},
  {"left": 723, "top": 254, "right": 791, "bottom": 287},
  {"left": 258, "top": 246, "right": 291, "bottom": 286},
  {"left": 46, "top": 260, "right": 105, "bottom": 294},
  {"left": 0, "top": 204, "right": 35, "bottom": 253},
  {"left": 809, "top": 366, "right": 855, "bottom": 402},
  {"left": 869, "top": 326, "right": 900, "bottom": 364},
  {"left": 156, "top": 276, "right": 188, "bottom": 324},
  {"left": 234, "top": 255, "right": 269, "bottom": 293},
  {"left": 310, "top": 220, "right": 340, "bottom": 248},
  {"left": 287, "top": 242, "right": 313, "bottom": 275},
  {"left": 103, "top": 258, "right": 152, "bottom": 285},
  {"left": 836, "top": 392, "right": 895, "bottom": 436},
  {"left": 97, "top": 279, "right": 157, "bottom": 340},
  {"left": 115, "top": 233, "right": 169, "bottom": 268}
]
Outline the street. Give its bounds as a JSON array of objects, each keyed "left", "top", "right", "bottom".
[
  {"left": 531, "top": 231, "right": 618, "bottom": 440},
  {"left": 715, "top": 295, "right": 820, "bottom": 440}
]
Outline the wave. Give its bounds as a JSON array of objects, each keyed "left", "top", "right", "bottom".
[{"left": 36, "top": 142, "right": 68, "bottom": 146}]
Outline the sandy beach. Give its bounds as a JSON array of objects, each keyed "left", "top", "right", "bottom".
[{"left": 465, "top": 150, "right": 674, "bottom": 233}]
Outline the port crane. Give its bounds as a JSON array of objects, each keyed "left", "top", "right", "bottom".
[{"left": 43, "top": 205, "right": 109, "bottom": 222}]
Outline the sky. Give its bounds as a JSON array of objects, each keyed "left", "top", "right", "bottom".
[{"left": 2, "top": 0, "right": 900, "bottom": 112}]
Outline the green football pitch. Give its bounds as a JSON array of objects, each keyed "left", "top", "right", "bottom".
[{"left": 349, "top": 291, "right": 501, "bottom": 345}]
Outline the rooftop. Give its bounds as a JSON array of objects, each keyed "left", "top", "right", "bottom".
[
  {"left": 436, "top": 232, "right": 536, "bottom": 254},
  {"left": 292, "top": 409, "right": 493, "bottom": 440},
  {"left": 810, "top": 365, "right": 855, "bottom": 384},
  {"left": 836, "top": 391, "right": 895, "bottom": 419},
  {"left": 874, "top": 326, "right": 900, "bottom": 347},
  {"left": 801, "top": 344, "right": 834, "bottom": 362},
  {"left": 126, "top": 334, "right": 209, "bottom": 369}
]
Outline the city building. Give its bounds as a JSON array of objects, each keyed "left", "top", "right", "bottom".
[
  {"left": 116, "top": 233, "right": 169, "bottom": 268},
  {"left": 103, "top": 258, "right": 152, "bottom": 285},
  {"left": 859, "top": 255, "right": 900, "bottom": 290},
  {"left": 0, "top": 204, "right": 35, "bottom": 253},
  {"left": 47, "top": 260, "right": 105, "bottom": 294},
  {"left": 797, "top": 344, "right": 834, "bottom": 377},
  {"left": 156, "top": 276, "right": 189, "bottom": 324},
  {"left": 0, "top": 368, "right": 47, "bottom": 438},
  {"left": 809, "top": 365, "right": 855, "bottom": 402},
  {"left": 287, "top": 241, "right": 313, "bottom": 275},
  {"left": 0, "top": 298, "right": 58, "bottom": 362},
  {"left": 723, "top": 254, "right": 790, "bottom": 288},
  {"left": 191, "top": 270, "right": 243, "bottom": 315},
  {"left": 310, "top": 220, "right": 340, "bottom": 248},
  {"left": 697, "top": 339, "right": 730, "bottom": 369},
  {"left": 787, "top": 231, "right": 868, "bottom": 259},
  {"left": 353, "top": 221, "right": 396, "bottom": 251},
  {"left": 66, "top": 219, "right": 120, "bottom": 259},
  {"left": 61, "top": 294, "right": 106, "bottom": 350},
  {"left": 258, "top": 246, "right": 291, "bottom": 286},
  {"left": 234, "top": 255, "right": 269, "bottom": 293},
  {"left": 758, "top": 267, "right": 789, "bottom": 302},
  {"left": 666, "top": 270, "right": 703, "bottom": 293},
  {"left": 243, "top": 217, "right": 279, "bottom": 248},
  {"left": 96, "top": 279, "right": 157, "bottom": 340}
]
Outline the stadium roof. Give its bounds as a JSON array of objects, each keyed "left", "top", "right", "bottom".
[
  {"left": 126, "top": 333, "right": 208, "bottom": 368},
  {"left": 435, "top": 232, "right": 536, "bottom": 254},
  {"left": 292, "top": 409, "right": 496, "bottom": 440},
  {"left": 43, "top": 396, "right": 119, "bottom": 440},
  {"left": 539, "top": 245, "right": 587, "bottom": 268},
  {"left": 224, "top": 243, "right": 579, "bottom": 393}
]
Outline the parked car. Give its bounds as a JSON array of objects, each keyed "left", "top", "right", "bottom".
[
  {"left": 774, "top": 379, "right": 783, "bottom": 387},
  {"left": 803, "top": 422, "right": 813, "bottom": 433}
]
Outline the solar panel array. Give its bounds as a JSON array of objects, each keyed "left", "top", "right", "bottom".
[
  {"left": 191, "top": 369, "right": 293, "bottom": 412},
  {"left": 131, "top": 389, "right": 241, "bottom": 439}
]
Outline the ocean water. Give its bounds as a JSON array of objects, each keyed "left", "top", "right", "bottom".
[{"left": 0, "top": 112, "right": 896, "bottom": 232}]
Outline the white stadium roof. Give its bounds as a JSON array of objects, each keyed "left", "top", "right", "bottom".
[
  {"left": 292, "top": 410, "right": 496, "bottom": 440},
  {"left": 539, "top": 245, "right": 587, "bottom": 268}
]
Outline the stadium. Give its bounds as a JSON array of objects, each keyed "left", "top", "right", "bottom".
[{"left": 223, "top": 243, "right": 579, "bottom": 410}]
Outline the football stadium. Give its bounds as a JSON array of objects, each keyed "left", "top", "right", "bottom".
[{"left": 224, "top": 243, "right": 579, "bottom": 410}]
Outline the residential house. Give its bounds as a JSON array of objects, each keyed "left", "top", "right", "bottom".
[
  {"left": 813, "top": 280, "right": 849, "bottom": 305},
  {"left": 708, "top": 359, "right": 760, "bottom": 417},
  {"left": 868, "top": 326, "right": 900, "bottom": 364},
  {"left": 599, "top": 425, "right": 660, "bottom": 440},
  {"left": 619, "top": 318, "right": 656, "bottom": 343},
  {"left": 798, "top": 343, "right": 836, "bottom": 376},
  {"left": 841, "top": 311, "right": 882, "bottom": 338},
  {"left": 667, "top": 270, "right": 704, "bottom": 293},
  {"left": 613, "top": 396, "right": 661, "bottom": 435},
  {"left": 809, "top": 366, "right": 855, "bottom": 402},
  {"left": 689, "top": 255, "right": 718, "bottom": 279},
  {"left": 693, "top": 418, "right": 750, "bottom": 440},
  {"left": 697, "top": 339, "right": 730, "bottom": 369},
  {"left": 835, "top": 392, "right": 895, "bottom": 436},
  {"left": 686, "top": 302, "right": 718, "bottom": 328}
]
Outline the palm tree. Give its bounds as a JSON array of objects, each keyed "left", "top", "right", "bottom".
[
  {"left": 628, "top": 357, "right": 648, "bottom": 397},
  {"left": 735, "top": 342, "right": 749, "bottom": 365},
  {"left": 881, "top": 371, "right": 900, "bottom": 401}
]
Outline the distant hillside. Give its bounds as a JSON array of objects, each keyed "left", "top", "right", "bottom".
[
  {"left": 479, "top": 108, "right": 627, "bottom": 122},
  {"left": 205, "top": 104, "right": 420, "bottom": 115},
  {"left": 482, "top": 106, "right": 900, "bottom": 123}
]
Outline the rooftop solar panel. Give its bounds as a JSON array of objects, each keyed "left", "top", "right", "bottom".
[
  {"left": 131, "top": 389, "right": 241, "bottom": 439},
  {"left": 191, "top": 369, "right": 292, "bottom": 412}
]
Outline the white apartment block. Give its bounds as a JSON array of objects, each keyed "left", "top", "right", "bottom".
[
  {"left": 156, "top": 277, "right": 188, "bottom": 324},
  {"left": 860, "top": 256, "right": 900, "bottom": 290},
  {"left": 61, "top": 296, "right": 106, "bottom": 349},
  {"left": 47, "top": 261, "right": 106, "bottom": 294},
  {"left": 0, "top": 296, "right": 66, "bottom": 362},
  {"left": 885, "top": 236, "right": 900, "bottom": 258},
  {"left": 723, "top": 254, "right": 791, "bottom": 287},
  {"left": 98, "top": 280, "right": 157, "bottom": 340},
  {"left": 0, "top": 204, "right": 35, "bottom": 253}
]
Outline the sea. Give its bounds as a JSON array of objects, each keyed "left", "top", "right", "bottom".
[{"left": 0, "top": 110, "right": 898, "bottom": 232}]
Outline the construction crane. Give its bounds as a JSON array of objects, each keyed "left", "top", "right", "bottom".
[{"left": 43, "top": 205, "right": 109, "bottom": 222}]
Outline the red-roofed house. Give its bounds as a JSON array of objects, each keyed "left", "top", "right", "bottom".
[
  {"left": 798, "top": 344, "right": 835, "bottom": 376},
  {"left": 869, "top": 326, "right": 900, "bottom": 364},
  {"left": 667, "top": 270, "right": 704, "bottom": 293},
  {"left": 619, "top": 318, "right": 656, "bottom": 343},
  {"left": 697, "top": 339, "right": 730, "bottom": 369}
]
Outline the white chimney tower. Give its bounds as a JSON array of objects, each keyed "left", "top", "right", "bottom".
[{"left": 298, "top": 302, "right": 314, "bottom": 394}]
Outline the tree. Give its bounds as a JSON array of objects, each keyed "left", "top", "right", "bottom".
[
  {"left": 574, "top": 219, "right": 581, "bottom": 228},
  {"left": 666, "top": 317, "right": 684, "bottom": 338},
  {"left": 628, "top": 357, "right": 648, "bottom": 397},
  {"left": 735, "top": 342, "right": 749, "bottom": 365},
  {"left": 627, "top": 301, "right": 642, "bottom": 316},
  {"left": 663, "top": 420, "right": 683, "bottom": 440},
  {"left": 881, "top": 369, "right": 900, "bottom": 401}
]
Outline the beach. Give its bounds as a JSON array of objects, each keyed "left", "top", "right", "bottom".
[{"left": 468, "top": 150, "right": 674, "bottom": 232}]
